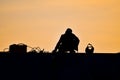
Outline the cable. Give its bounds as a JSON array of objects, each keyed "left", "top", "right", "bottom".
[
  {"left": 3, "top": 48, "right": 9, "bottom": 52},
  {"left": 2, "top": 43, "right": 45, "bottom": 53}
]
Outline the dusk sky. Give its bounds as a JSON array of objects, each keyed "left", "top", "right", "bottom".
[{"left": 0, "top": 0, "right": 120, "bottom": 53}]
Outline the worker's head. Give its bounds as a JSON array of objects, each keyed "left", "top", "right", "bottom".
[{"left": 65, "top": 28, "right": 72, "bottom": 34}]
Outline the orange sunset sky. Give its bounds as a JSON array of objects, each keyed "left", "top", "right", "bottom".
[{"left": 0, "top": 0, "right": 120, "bottom": 53}]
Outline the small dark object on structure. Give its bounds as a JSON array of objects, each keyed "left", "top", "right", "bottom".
[
  {"left": 85, "top": 43, "right": 94, "bottom": 54},
  {"left": 9, "top": 43, "right": 27, "bottom": 54}
]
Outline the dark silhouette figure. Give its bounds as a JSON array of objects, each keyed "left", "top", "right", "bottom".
[
  {"left": 53, "top": 28, "right": 79, "bottom": 53},
  {"left": 85, "top": 43, "right": 94, "bottom": 54}
]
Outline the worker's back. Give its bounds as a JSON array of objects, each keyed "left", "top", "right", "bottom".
[
  {"left": 53, "top": 28, "right": 79, "bottom": 53},
  {"left": 60, "top": 33, "right": 78, "bottom": 51}
]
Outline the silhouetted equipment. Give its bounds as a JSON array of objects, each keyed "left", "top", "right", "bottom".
[
  {"left": 9, "top": 43, "right": 27, "bottom": 54},
  {"left": 85, "top": 43, "right": 94, "bottom": 54},
  {"left": 53, "top": 28, "right": 80, "bottom": 53}
]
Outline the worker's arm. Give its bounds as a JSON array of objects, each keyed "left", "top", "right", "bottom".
[
  {"left": 73, "top": 34, "right": 80, "bottom": 51},
  {"left": 53, "top": 35, "right": 63, "bottom": 52}
]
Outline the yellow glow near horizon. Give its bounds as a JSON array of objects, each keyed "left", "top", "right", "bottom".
[{"left": 0, "top": 0, "right": 120, "bottom": 53}]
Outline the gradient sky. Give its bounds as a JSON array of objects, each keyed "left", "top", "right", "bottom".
[{"left": 0, "top": 0, "right": 120, "bottom": 53}]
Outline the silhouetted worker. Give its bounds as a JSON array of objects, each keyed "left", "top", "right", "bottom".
[
  {"left": 53, "top": 28, "right": 80, "bottom": 53},
  {"left": 85, "top": 43, "right": 94, "bottom": 54}
]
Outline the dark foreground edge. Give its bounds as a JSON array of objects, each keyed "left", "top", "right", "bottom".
[{"left": 0, "top": 52, "right": 120, "bottom": 80}]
